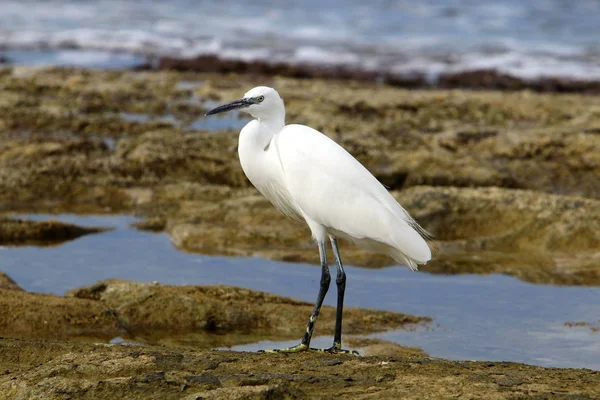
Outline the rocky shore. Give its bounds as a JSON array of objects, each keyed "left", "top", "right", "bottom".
[
  {"left": 1, "top": 336, "right": 598, "bottom": 399},
  {"left": 0, "top": 66, "right": 599, "bottom": 397},
  {"left": 0, "top": 272, "right": 597, "bottom": 399},
  {"left": 0, "top": 275, "right": 427, "bottom": 348},
  {"left": 0, "top": 272, "right": 443, "bottom": 399},
  {"left": 1, "top": 67, "right": 598, "bottom": 283}
]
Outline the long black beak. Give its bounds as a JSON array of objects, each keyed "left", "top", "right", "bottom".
[{"left": 205, "top": 98, "right": 253, "bottom": 116}]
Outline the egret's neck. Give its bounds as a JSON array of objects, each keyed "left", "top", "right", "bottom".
[
  {"left": 242, "top": 98, "right": 286, "bottom": 150},
  {"left": 259, "top": 115, "right": 284, "bottom": 132},
  {"left": 251, "top": 113, "right": 285, "bottom": 150},
  {"left": 247, "top": 120, "right": 275, "bottom": 150}
]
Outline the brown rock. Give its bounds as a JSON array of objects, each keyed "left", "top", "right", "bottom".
[
  {"left": 67, "top": 280, "right": 429, "bottom": 348},
  {"left": 0, "top": 288, "right": 120, "bottom": 341},
  {"left": 398, "top": 186, "right": 600, "bottom": 285},
  {"left": 1, "top": 68, "right": 599, "bottom": 285},
  {"left": 0, "top": 217, "right": 108, "bottom": 245},
  {"left": 344, "top": 338, "right": 428, "bottom": 359},
  {"left": 0, "top": 276, "right": 426, "bottom": 347},
  {"left": 165, "top": 185, "right": 600, "bottom": 285},
  {"left": 0, "top": 271, "right": 23, "bottom": 291},
  {"left": 0, "top": 338, "right": 598, "bottom": 399}
]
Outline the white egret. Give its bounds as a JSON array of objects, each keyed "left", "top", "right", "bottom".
[{"left": 206, "top": 87, "right": 431, "bottom": 354}]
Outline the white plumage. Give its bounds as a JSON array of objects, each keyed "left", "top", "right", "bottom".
[
  {"left": 206, "top": 86, "right": 431, "bottom": 353},
  {"left": 234, "top": 87, "right": 431, "bottom": 270}
]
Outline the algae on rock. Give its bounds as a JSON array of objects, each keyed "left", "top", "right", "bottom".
[{"left": 0, "top": 67, "right": 599, "bottom": 285}]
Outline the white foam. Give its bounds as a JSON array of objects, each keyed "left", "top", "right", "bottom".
[
  {"left": 1, "top": 0, "right": 599, "bottom": 81},
  {"left": 220, "top": 47, "right": 271, "bottom": 62},
  {"left": 55, "top": 50, "right": 114, "bottom": 66},
  {"left": 293, "top": 46, "right": 361, "bottom": 65}
]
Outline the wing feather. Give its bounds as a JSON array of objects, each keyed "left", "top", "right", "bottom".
[{"left": 276, "top": 124, "right": 431, "bottom": 267}]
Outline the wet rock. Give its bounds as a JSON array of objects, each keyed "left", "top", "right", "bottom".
[
  {"left": 344, "top": 338, "right": 428, "bottom": 359},
  {"left": 0, "top": 271, "right": 24, "bottom": 291},
  {"left": 397, "top": 186, "right": 600, "bottom": 285},
  {"left": 67, "top": 280, "right": 429, "bottom": 347},
  {"left": 0, "top": 280, "right": 427, "bottom": 356},
  {"left": 1, "top": 68, "right": 599, "bottom": 285},
  {"left": 0, "top": 338, "right": 598, "bottom": 399},
  {"left": 132, "top": 216, "right": 167, "bottom": 232},
  {"left": 0, "top": 217, "right": 108, "bottom": 245},
  {"left": 0, "top": 287, "right": 121, "bottom": 341},
  {"left": 399, "top": 186, "right": 599, "bottom": 252},
  {"left": 164, "top": 185, "right": 600, "bottom": 285},
  {"left": 0, "top": 277, "right": 426, "bottom": 346}
]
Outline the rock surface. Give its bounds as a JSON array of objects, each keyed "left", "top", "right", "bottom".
[
  {"left": 0, "top": 276, "right": 428, "bottom": 347},
  {"left": 0, "top": 68, "right": 598, "bottom": 285},
  {"left": 1, "top": 67, "right": 599, "bottom": 398},
  {"left": 162, "top": 185, "right": 600, "bottom": 284},
  {"left": 0, "top": 217, "right": 107, "bottom": 245},
  {"left": 0, "top": 338, "right": 598, "bottom": 399},
  {"left": 400, "top": 186, "right": 600, "bottom": 285},
  {"left": 0, "top": 271, "right": 23, "bottom": 291}
]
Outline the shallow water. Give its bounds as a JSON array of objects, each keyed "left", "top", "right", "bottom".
[{"left": 1, "top": 214, "right": 599, "bottom": 370}]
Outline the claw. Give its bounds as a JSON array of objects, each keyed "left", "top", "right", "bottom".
[
  {"left": 321, "top": 341, "right": 359, "bottom": 356},
  {"left": 318, "top": 345, "right": 359, "bottom": 356},
  {"left": 258, "top": 343, "right": 309, "bottom": 353},
  {"left": 258, "top": 343, "right": 359, "bottom": 356}
]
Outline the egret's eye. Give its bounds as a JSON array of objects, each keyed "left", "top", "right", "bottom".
[{"left": 257, "top": 96, "right": 265, "bottom": 102}]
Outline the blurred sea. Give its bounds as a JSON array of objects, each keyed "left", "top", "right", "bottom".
[{"left": 1, "top": 1, "right": 600, "bottom": 79}]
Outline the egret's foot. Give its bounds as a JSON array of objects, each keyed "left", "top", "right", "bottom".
[
  {"left": 258, "top": 344, "right": 359, "bottom": 356},
  {"left": 321, "top": 346, "right": 359, "bottom": 356},
  {"left": 257, "top": 343, "right": 309, "bottom": 353}
]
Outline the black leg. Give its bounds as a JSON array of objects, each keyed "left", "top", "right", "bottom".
[
  {"left": 260, "top": 241, "right": 330, "bottom": 353},
  {"left": 300, "top": 240, "right": 331, "bottom": 347},
  {"left": 330, "top": 237, "right": 346, "bottom": 350}
]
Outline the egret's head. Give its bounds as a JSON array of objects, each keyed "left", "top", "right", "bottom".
[{"left": 205, "top": 86, "right": 284, "bottom": 121}]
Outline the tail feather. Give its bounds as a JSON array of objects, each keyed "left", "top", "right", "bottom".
[{"left": 388, "top": 247, "right": 422, "bottom": 271}]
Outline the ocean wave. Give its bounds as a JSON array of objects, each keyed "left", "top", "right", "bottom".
[{"left": 1, "top": 0, "right": 599, "bottom": 80}]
